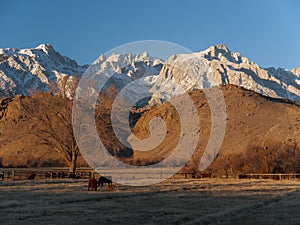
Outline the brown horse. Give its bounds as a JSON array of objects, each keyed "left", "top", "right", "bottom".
[{"left": 88, "top": 178, "right": 98, "bottom": 191}]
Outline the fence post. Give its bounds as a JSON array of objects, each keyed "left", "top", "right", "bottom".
[{"left": 11, "top": 170, "right": 15, "bottom": 181}]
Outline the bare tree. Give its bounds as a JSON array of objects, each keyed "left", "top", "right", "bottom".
[
  {"left": 20, "top": 93, "right": 79, "bottom": 176},
  {"left": 208, "top": 140, "right": 300, "bottom": 176},
  {"left": 19, "top": 75, "right": 81, "bottom": 176},
  {"left": 21, "top": 93, "right": 80, "bottom": 176},
  {"left": 242, "top": 140, "right": 300, "bottom": 174}
]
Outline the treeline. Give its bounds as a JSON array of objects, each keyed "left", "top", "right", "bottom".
[{"left": 208, "top": 140, "right": 300, "bottom": 176}]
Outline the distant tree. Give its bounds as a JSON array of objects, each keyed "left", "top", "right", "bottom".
[
  {"left": 242, "top": 140, "right": 300, "bottom": 174},
  {"left": 207, "top": 140, "right": 300, "bottom": 176},
  {"left": 275, "top": 141, "right": 300, "bottom": 173},
  {"left": 209, "top": 154, "right": 238, "bottom": 177}
]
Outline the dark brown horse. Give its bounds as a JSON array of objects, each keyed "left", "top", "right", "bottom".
[
  {"left": 98, "top": 176, "right": 112, "bottom": 187},
  {"left": 88, "top": 178, "right": 98, "bottom": 191}
]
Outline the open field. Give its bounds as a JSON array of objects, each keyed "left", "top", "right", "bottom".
[{"left": 0, "top": 179, "right": 299, "bottom": 225}]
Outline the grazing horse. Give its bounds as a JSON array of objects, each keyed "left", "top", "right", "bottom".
[
  {"left": 88, "top": 178, "right": 98, "bottom": 191},
  {"left": 27, "top": 173, "right": 36, "bottom": 180},
  {"left": 98, "top": 176, "right": 112, "bottom": 187}
]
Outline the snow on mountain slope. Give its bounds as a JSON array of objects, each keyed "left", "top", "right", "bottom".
[
  {"left": 0, "top": 44, "right": 87, "bottom": 97},
  {"left": 79, "top": 52, "right": 163, "bottom": 104},
  {"left": 291, "top": 67, "right": 300, "bottom": 77},
  {"left": 91, "top": 51, "right": 163, "bottom": 89},
  {"left": 0, "top": 43, "right": 299, "bottom": 104},
  {"left": 150, "top": 44, "right": 300, "bottom": 104},
  {"left": 0, "top": 45, "right": 163, "bottom": 99}
]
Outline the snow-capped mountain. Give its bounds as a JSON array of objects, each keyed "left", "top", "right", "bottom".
[
  {"left": 0, "top": 43, "right": 299, "bottom": 104},
  {"left": 150, "top": 44, "right": 300, "bottom": 104},
  {"left": 90, "top": 51, "right": 163, "bottom": 91},
  {"left": 76, "top": 51, "right": 163, "bottom": 107},
  {"left": 0, "top": 44, "right": 87, "bottom": 97},
  {"left": 0, "top": 44, "right": 163, "bottom": 99}
]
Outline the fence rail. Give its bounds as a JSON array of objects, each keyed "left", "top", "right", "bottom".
[
  {"left": 0, "top": 168, "right": 300, "bottom": 181},
  {"left": 0, "top": 167, "right": 95, "bottom": 181},
  {"left": 238, "top": 173, "right": 300, "bottom": 180}
]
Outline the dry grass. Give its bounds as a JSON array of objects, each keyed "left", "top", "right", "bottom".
[{"left": 0, "top": 178, "right": 299, "bottom": 225}]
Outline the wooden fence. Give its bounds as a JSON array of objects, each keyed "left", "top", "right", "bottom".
[
  {"left": 0, "top": 168, "right": 300, "bottom": 181},
  {"left": 238, "top": 173, "right": 300, "bottom": 180},
  {"left": 0, "top": 167, "right": 95, "bottom": 181}
]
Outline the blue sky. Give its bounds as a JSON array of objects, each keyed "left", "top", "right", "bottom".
[{"left": 0, "top": 0, "right": 299, "bottom": 69}]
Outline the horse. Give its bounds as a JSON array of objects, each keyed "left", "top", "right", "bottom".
[
  {"left": 98, "top": 176, "right": 112, "bottom": 187},
  {"left": 88, "top": 177, "right": 98, "bottom": 191}
]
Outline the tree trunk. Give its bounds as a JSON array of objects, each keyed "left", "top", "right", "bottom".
[{"left": 69, "top": 151, "right": 77, "bottom": 177}]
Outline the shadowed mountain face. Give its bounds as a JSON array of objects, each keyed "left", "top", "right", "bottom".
[{"left": 0, "top": 85, "right": 299, "bottom": 171}]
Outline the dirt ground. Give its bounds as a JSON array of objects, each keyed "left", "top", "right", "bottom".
[{"left": 0, "top": 178, "right": 299, "bottom": 225}]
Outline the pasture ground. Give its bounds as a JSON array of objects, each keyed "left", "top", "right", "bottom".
[{"left": 0, "top": 178, "right": 299, "bottom": 225}]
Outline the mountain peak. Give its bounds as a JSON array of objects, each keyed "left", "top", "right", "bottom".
[
  {"left": 214, "top": 43, "right": 230, "bottom": 52},
  {"left": 151, "top": 44, "right": 300, "bottom": 104},
  {"left": 0, "top": 43, "right": 85, "bottom": 98},
  {"left": 206, "top": 44, "right": 231, "bottom": 56},
  {"left": 35, "top": 44, "right": 55, "bottom": 55},
  {"left": 98, "top": 53, "right": 106, "bottom": 61},
  {"left": 0, "top": 43, "right": 300, "bottom": 103},
  {"left": 201, "top": 44, "right": 230, "bottom": 56},
  {"left": 200, "top": 44, "right": 246, "bottom": 65}
]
